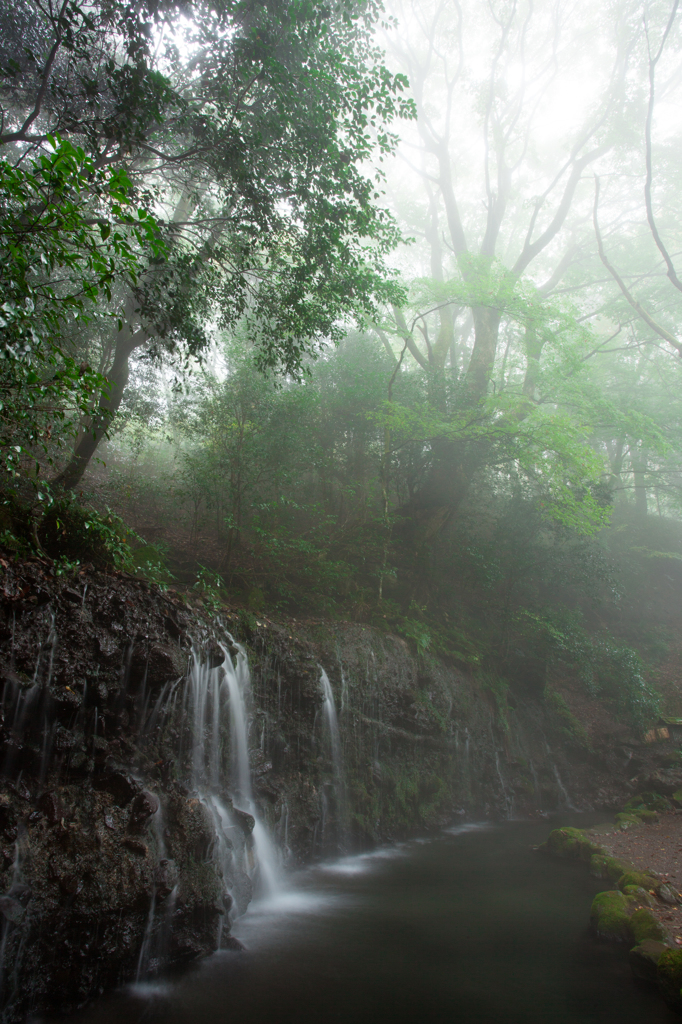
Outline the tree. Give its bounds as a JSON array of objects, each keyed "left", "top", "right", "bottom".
[
  {"left": 593, "top": 0, "right": 682, "bottom": 357},
  {"left": 371, "top": 0, "right": 656, "bottom": 541},
  {"left": 0, "top": 0, "right": 415, "bottom": 488}
]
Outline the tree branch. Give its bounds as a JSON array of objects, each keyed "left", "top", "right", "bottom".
[
  {"left": 644, "top": 0, "right": 682, "bottom": 291},
  {"left": 0, "top": 0, "right": 68, "bottom": 146},
  {"left": 593, "top": 175, "right": 682, "bottom": 355}
]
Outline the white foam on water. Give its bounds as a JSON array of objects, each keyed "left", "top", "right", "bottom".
[
  {"left": 124, "top": 980, "right": 172, "bottom": 999},
  {"left": 317, "top": 843, "right": 410, "bottom": 876},
  {"left": 247, "top": 889, "right": 341, "bottom": 917},
  {"left": 442, "top": 822, "right": 491, "bottom": 836}
]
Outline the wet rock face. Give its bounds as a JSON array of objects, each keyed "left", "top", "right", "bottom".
[
  {"left": 0, "top": 559, "right": 665, "bottom": 1021},
  {"left": 0, "top": 561, "right": 223, "bottom": 1022},
  {"left": 244, "top": 620, "right": 630, "bottom": 862}
]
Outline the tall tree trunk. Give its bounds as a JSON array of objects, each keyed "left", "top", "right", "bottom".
[
  {"left": 52, "top": 321, "right": 145, "bottom": 490},
  {"left": 632, "top": 452, "right": 648, "bottom": 520},
  {"left": 53, "top": 185, "right": 212, "bottom": 491},
  {"left": 399, "top": 300, "right": 503, "bottom": 543},
  {"left": 466, "top": 305, "right": 502, "bottom": 400}
]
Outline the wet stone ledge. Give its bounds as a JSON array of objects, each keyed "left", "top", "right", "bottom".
[{"left": 0, "top": 557, "right": 662, "bottom": 1021}]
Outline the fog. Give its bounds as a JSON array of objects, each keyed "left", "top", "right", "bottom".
[{"left": 2, "top": 0, "right": 682, "bottom": 716}]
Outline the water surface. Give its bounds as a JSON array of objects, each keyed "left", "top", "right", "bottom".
[{"left": 70, "top": 820, "right": 677, "bottom": 1024}]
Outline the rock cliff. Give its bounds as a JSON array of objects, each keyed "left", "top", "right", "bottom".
[{"left": 0, "top": 557, "right": 667, "bottom": 1020}]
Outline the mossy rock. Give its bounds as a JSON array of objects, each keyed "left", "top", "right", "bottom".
[
  {"left": 630, "top": 939, "right": 669, "bottom": 984},
  {"left": 623, "top": 885, "right": 655, "bottom": 907},
  {"left": 590, "top": 853, "right": 630, "bottom": 883},
  {"left": 630, "top": 908, "right": 671, "bottom": 945},
  {"left": 625, "top": 791, "right": 672, "bottom": 813},
  {"left": 590, "top": 890, "right": 638, "bottom": 942},
  {"left": 540, "top": 827, "right": 604, "bottom": 862},
  {"left": 618, "top": 869, "right": 659, "bottom": 893},
  {"left": 672, "top": 789, "right": 682, "bottom": 807},
  {"left": 615, "top": 812, "right": 643, "bottom": 831},
  {"left": 634, "top": 808, "right": 659, "bottom": 822},
  {"left": 618, "top": 871, "right": 681, "bottom": 904},
  {"left": 657, "top": 948, "right": 682, "bottom": 1008}
]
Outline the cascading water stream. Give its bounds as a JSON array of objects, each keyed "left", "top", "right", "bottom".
[
  {"left": 219, "top": 642, "right": 281, "bottom": 899},
  {"left": 318, "top": 667, "right": 347, "bottom": 851},
  {"left": 183, "top": 635, "right": 283, "bottom": 904},
  {"left": 133, "top": 630, "right": 284, "bottom": 979},
  {"left": 319, "top": 668, "right": 342, "bottom": 780}
]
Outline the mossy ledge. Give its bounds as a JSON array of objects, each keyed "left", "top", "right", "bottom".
[{"left": 541, "top": 823, "right": 680, "bottom": 1013}]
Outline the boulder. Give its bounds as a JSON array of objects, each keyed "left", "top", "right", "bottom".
[
  {"left": 590, "top": 853, "right": 630, "bottom": 883},
  {"left": 625, "top": 790, "right": 672, "bottom": 812},
  {"left": 93, "top": 770, "right": 141, "bottom": 807},
  {"left": 128, "top": 791, "right": 160, "bottom": 830},
  {"left": 622, "top": 885, "right": 655, "bottom": 907},
  {"left": 629, "top": 939, "right": 668, "bottom": 983},
  {"left": 539, "top": 827, "right": 604, "bottom": 862},
  {"left": 231, "top": 806, "right": 255, "bottom": 835},
  {"left": 617, "top": 869, "right": 659, "bottom": 892},
  {"left": 630, "top": 908, "right": 672, "bottom": 945},
  {"left": 615, "top": 812, "right": 643, "bottom": 831},
  {"left": 643, "top": 772, "right": 682, "bottom": 797},
  {"left": 657, "top": 948, "right": 682, "bottom": 1008},
  {"left": 130, "top": 641, "right": 188, "bottom": 690},
  {"left": 590, "top": 890, "right": 638, "bottom": 941}
]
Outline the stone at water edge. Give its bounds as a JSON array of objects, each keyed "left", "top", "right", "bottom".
[
  {"left": 625, "top": 791, "right": 672, "bottom": 813},
  {"left": 629, "top": 939, "right": 668, "bottom": 984},
  {"left": 618, "top": 869, "right": 661, "bottom": 892},
  {"left": 615, "top": 812, "right": 643, "bottom": 831},
  {"left": 590, "top": 852, "right": 631, "bottom": 884},
  {"left": 590, "top": 890, "right": 639, "bottom": 941},
  {"left": 657, "top": 948, "right": 682, "bottom": 1009},
  {"left": 622, "top": 885, "right": 656, "bottom": 907},
  {"left": 630, "top": 908, "right": 673, "bottom": 946},
  {"left": 539, "top": 827, "right": 605, "bottom": 862}
]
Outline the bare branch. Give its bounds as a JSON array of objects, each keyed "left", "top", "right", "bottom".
[
  {"left": 644, "top": 0, "right": 682, "bottom": 291},
  {"left": 593, "top": 175, "right": 682, "bottom": 355}
]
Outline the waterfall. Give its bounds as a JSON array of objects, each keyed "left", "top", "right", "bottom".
[
  {"left": 183, "top": 637, "right": 282, "bottom": 909},
  {"left": 320, "top": 668, "right": 342, "bottom": 779},
  {"left": 134, "top": 630, "right": 283, "bottom": 979},
  {"left": 220, "top": 642, "right": 281, "bottom": 899},
  {"left": 552, "top": 763, "right": 576, "bottom": 810},
  {"left": 318, "top": 667, "right": 347, "bottom": 851},
  {"left": 494, "top": 750, "right": 514, "bottom": 818}
]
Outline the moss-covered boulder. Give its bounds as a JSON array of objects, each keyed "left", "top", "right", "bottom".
[
  {"left": 590, "top": 890, "right": 638, "bottom": 941},
  {"left": 539, "top": 827, "right": 604, "bottom": 862},
  {"left": 634, "top": 808, "right": 659, "bottom": 822},
  {"left": 657, "top": 948, "right": 682, "bottom": 1008},
  {"left": 617, "top": 870, "right": 680, "bottom": 904},
  {"left": 630, "top": 908, "right": 671, "bottom": 945},
  {"left": 622, "top": 885, "right": 655, "bottom": 907},
  {"left": 629, "top": 939, "right": 668, "bottom": 984},
  {"left": 615, "top": 812, "right": 643, "bottom": 831},
  {"left": 590, "top": 853, "right": 630, "bottom": 883},
  {"left": 625, "top": 791, "right": 672, "bottom": 813},
  {"left": 618, "top": 869, "right": 659, "bottom": 892},
  {"left": 672, "top": 788, "right": 682, "bottom": 807},
  {"left": 658, "top": 881, "right": 682, "bottom": 905}
]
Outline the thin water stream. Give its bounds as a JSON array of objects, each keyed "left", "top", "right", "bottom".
[{"left": 69, "top": 820, "right": 676, "bottom": 1024}]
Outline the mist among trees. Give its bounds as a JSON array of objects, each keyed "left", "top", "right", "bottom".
[{"left": 2, "top": 0, "right": 682, "bottom": 726}]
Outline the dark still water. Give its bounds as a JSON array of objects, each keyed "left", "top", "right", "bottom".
[{"left": 69, "top": 820, "right": 676, "bottom": 1024}]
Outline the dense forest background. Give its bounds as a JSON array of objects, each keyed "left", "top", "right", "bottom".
[{"left": 2, "top": 0, "right": 682, "bottom": 729}]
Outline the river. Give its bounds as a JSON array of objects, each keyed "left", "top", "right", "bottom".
[{"left": 68, "top": 819, "right": 676, "bottom": 1024}]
